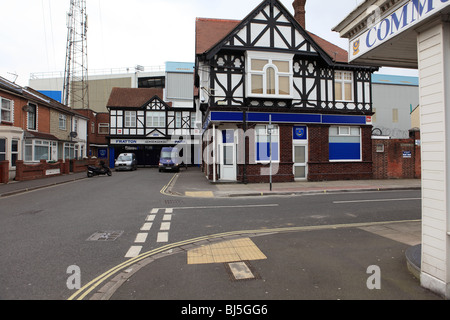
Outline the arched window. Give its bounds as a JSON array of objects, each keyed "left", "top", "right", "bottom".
[
  {"left": 247, "top": 53, "right": 293, "bottom": 98},
  {"left": 266, "top": 67, "right": 276, "bottom": 95}
]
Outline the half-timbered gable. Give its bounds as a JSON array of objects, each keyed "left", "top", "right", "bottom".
[
  {"left": 196, "top": 0, "right": 376, "bottom": 114},
  {"left": 195, "top": 0, "right": 377, "bottom": 183},
  {"left": 107, "top": 88, "right": 197, "bottom": 167}
]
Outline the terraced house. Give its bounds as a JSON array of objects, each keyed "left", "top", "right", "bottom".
[
  {"left": 0, "top": 76, "right": 88, "bottom": 181},
  {"left": 195, "top": 0, "right": 378, "bottom": 182}
]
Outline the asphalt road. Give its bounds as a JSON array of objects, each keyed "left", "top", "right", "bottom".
[{"left": 0, "top": 168, "right": 425, "bottom": 300}]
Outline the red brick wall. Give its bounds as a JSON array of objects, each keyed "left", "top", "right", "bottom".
[
  {"left": 308, "top": 125, "right": 373, "bottom": 181},
  {"left": 0, "top": 161, "right": 9, "bottom": 183},
  {"left": 372, "top": 131, "right": 421, "bottom": 179}
]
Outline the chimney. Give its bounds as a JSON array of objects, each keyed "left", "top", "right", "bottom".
[{"left": 293, "top": 0, "right": 307, "bottom": 29}]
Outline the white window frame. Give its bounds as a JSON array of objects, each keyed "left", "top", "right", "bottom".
[
  {"left": 246, "top": 52, "right": 294, "bottom": 99},
  {"left": 0, "top": 97, "right": 12, "bottom": 123},
  {"left": 11, "top": 139, "right": 19, "bottom": 167},
  {"left": 125, "top": 111, "right": 136, "bottom": 128},
  {"left": 64, "top": 142, "right": 76, "bottom": 160},
  {"left": 24, "top": 139, "right": 56, "bottom": 162},
  {"left": 329, "top": 126, "right": 362, "bottom": 162},
  {"left": 254, "top": 124, "right": 280, "bottom": 163},
  {"left": 146, "top": 111, "right": 165, "bottom": 128},
  {"left": 98, "top": 123, "right": 109, "bottom": 135},
  {"left": 334, "top": 71, "right": 354, "bottom": 102},
  {"left": 27, "top": 103, "right": 37, "bottom": 131},
  {"left": 0, "top": 138, "right": 6, "bottom": 161},
  {"left": 59, "top": 114, "right": 67, "bottom": 130}
]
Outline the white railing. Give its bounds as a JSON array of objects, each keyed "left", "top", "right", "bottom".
[{"left": 30, "top": 65, "right": 166, "bottom": 80}]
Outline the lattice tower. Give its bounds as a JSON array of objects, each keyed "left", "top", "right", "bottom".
[{"left": 63, "top": 0, "right": 89, "bottom": 109}]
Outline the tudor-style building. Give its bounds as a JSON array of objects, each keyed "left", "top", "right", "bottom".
[
  {"left": 195, "top": 0, "right": 377, "bottom": 182},
  {"left": 107, "top": 88, "right": 198, "bottom": 167}
]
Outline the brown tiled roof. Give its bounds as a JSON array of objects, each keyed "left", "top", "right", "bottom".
[
  {"left": 307, "top": 31, "right": 348, "bottom": 63},
  {"left": 107, "top": 88, "right": 165, "bottom": 108},
  {"left": 195, "top": 18, "right": 348, "bottom": 63},
  {"left": 195, "top": 18, "right": 240, "bottom": 55}
]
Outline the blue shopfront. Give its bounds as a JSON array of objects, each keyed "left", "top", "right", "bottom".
[{"left": 203, "top": 111, "right": 373, "bottom": 182}]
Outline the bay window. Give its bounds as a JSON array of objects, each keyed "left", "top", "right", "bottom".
[
  {"left": 146, "top": 112, "right": 165, "bottom": 127},
  {"left": 25, "top": 140, "right": 56, "bottom": 162},
  {"left": 247, "top": 52, "right": 293, "bottom": 98}
]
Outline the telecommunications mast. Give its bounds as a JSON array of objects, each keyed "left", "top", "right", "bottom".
[{"left": 63, "top": 0, "right": 89, "bottom": 109}]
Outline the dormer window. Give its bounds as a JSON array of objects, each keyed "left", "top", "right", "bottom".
[{"left": 246, "top": 52, "right": 293, "bottom": 98}]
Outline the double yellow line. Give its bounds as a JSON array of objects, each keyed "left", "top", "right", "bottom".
[
  {"left": 67, "top": 219, "right": 419, "bottom": 300},
  {"left": 160, "top": 173, "right": 178, "bottom": 196}
]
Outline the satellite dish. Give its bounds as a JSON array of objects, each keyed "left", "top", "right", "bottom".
[{"left": 70, "top": 132, "right": 78, "bottom": 138}]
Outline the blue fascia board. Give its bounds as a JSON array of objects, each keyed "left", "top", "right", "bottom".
[
  {"left": 210, "top": 111, "right": 368, "bottom": 125},
  {"left": 322, "top": 114, "right": 367, "bottom": 125}
]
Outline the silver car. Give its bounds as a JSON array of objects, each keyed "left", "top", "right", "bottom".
[{"left": 115, "top": 153, "right": 137, "bottom": 171}]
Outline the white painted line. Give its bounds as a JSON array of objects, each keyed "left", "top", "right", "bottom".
[
  {"left": 333, "top": 198, "right": 421, "bottom": 204},
  {"left": 146, "top": 215, "right": 156, "bottom": 222},
  {"left": 125, "top": 246, "right": 142, "bottom": 258},
  {"left": 163, "top": 214, "right": 172, "bottom": 221},
  {"left": 157, "top": 232, "right": 169, "bottom": 243},
  {"left": 134, "top": 233, "right": 148, "bottom": 243},
  {"left": 229, "top": 262, "right": 254, "bottom": 280},
  {"left": 150, "top": 208, "right": 159, "bottom": 214},
  {"left": 141, "top": 223, "right": 153, "bottom": 231},
  {"left": 165, "top": 208, "right": 173, "bottom": 214},
  {"left": 169, "top": 204, "right": 279, "bottom": 210},
  {"left": 160, "top": 222, "right": 171, "bottom": 231}
]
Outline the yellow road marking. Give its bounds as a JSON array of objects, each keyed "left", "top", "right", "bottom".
[
  {"left": 187, "top": 238, "right": 267, "bottom": 264},
  {"left": 68, "top": 219, "right": 420, "bottom": 300}
]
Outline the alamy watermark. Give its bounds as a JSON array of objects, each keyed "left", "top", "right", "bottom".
[
  {"left": 171, "top": 127, "right": 281, "bottom": 176},
  {"left": 366, "top": 265, "right": 381, "bottom": 290},
  {"left": 66, "top": 265, "right": 81, "bottom": 290}
]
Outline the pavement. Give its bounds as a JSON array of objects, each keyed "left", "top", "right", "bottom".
[{"left": 1, "top": 168, "right": 439, "bottom": 301}]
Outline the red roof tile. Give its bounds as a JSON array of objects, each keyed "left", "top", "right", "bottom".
[
  {"left": 195, "top": 18, "right": 348, "bottom": 63},
  {"left": 107, "top": 88, "right": 165, "bottom": 108}
]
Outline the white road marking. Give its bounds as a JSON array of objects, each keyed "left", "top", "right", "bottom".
[
  {"left": 155, "top": 204, "right": 279, "bottom": 211},
  {"left": 141, "top": 223, "right": 153, "bottom": 231},
  {"left": 134, "top": 233, "right": 148, "bottom": 243},
  {"left": 163, "top": 214, "right": 172, "bottom": 221},
  {"left": 150, "top": 208, "right": 159, "bottom": 214},
  {"left": 165, "top": 208, "right": 173, "bottom": 213},
  {"left": 157, "top": 232, "right": 169, "bottom": 243},
  {"left": 146, "top": 215, "right": 156, "bottom": 222},
  {"left": 160, "top": 222, "right": 171, "bottom": 231},
  {"left": 333, "top": 198, "right": 421, "bottom": 204},
  {"left": 125, "top": 246, "right": 142, "bottom": 258}
]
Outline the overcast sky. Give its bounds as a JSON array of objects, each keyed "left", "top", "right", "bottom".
[{"left": 0, "top": 0, "right": 417, "bottom": 86}]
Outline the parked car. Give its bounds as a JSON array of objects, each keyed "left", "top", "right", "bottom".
[
  {"left": 159, "top": 147, "right": 180, "bottom": 172},
  {"left": 115, "top": 153, "right": 137, "bottom": 171}
]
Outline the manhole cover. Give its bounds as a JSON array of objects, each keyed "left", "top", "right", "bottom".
[{"left": 87, "top": 231, "right": 123, "bottom": 241}]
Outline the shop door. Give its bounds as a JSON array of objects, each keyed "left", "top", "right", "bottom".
[
  {"left": 220, "top": 130, "right": 236, "bottom": 181},
  {"left": 293, "top": 145, "right": 308, "bottom": 180}
]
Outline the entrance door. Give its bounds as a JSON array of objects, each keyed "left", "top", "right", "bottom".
[
  {"left": 293, "top": 145, "right": 308, "bottom": 180},
  {"left": 220, "top": 130, "right": 236, "bottom": 181}
]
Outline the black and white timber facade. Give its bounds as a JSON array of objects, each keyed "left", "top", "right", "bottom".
[{"left": 195, "top": 0, "right": 378, "bottom": 182}]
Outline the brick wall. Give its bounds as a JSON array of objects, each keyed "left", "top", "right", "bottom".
[
  {"left": 0, "top": 161, "right": 9, "bottom": 183},
  {"left": 372, "top": 130, "right": 421, "bottom": 179},
  {"left": 308, "top": 125, "right": 373, "bottom": 181}
]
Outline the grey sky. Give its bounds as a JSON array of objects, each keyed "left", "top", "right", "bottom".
[{"left": 0, "top": 0, "right": 416, "bottom": 86}]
